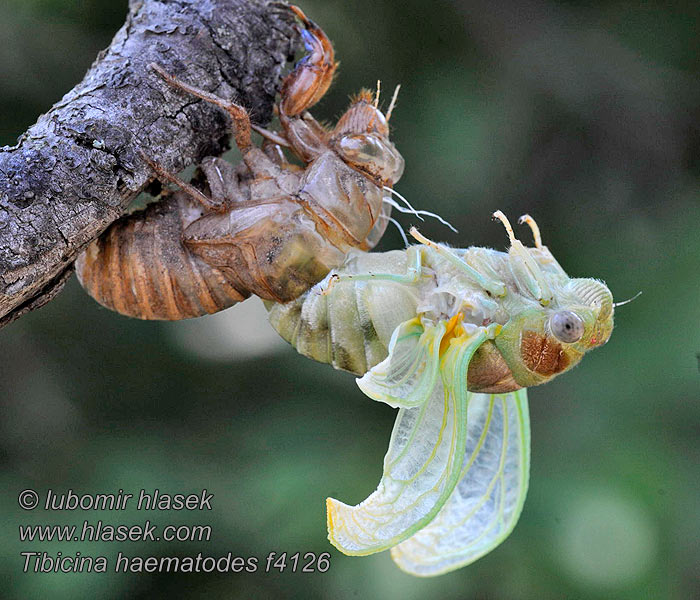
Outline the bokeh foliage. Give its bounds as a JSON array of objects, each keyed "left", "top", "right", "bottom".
[{"left": 1, "top": 0, "right": 698, "bottom": 598}]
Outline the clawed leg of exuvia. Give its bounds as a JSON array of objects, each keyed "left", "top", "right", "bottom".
[
  {"left": 320, "top": 246, "right": 424, "bottom": 296},
  {"left": 149, "top": 63, "right": 281, "bottom": 179},
  {"left": 264, "top": 5, "right": 340, "bottom": 164},
  {"left": 271, "top": 5, "right": 337, "bottom": 163},
  {"left": 149, "top": 63, "right": 253, "bottom": 152},
  {"left": 138, "top": 150, "right": 225, "bottom": 213},
  {"left": 251, "top": 124, "right": 292, "bottom": 149},
  {"left": 199, "top": 156, "right": 249, "bottom": 205},
  {"left": 261, "top": 140, "right": 302, "bottom": 171},
  {"left": 280, "top": 5, "right": 337, "bottom": 118}
]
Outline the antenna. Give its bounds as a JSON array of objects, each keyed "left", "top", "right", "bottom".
[{"left": 613, "top": 291, "right": 642, "bottom": 308}]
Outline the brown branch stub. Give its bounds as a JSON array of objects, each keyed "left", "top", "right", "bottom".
[{"left": 0, "top": 0, "right": 299, "bottom": 326}]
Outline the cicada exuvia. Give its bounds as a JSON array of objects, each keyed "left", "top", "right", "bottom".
[{"left": 76, "top": 6, "right": 404, "bottom": 320}]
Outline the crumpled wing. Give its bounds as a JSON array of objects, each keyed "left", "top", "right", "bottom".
[
  {"left": 357, "top": 318, "right": 446, "bottom": 408},
  {"left": 391, "top": 389, "right": 530, "bottom": 576},
  {"left": 326, "top": 328, "right": 488, "bottom": 556}
]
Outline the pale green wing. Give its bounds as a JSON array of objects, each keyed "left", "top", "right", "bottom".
[
  {"left": 357, "top": 319, "right": 446, "bottom": 408},
  {"left": 326, "top": 328, "right": 488, "bottom": 556},
  {"left": 391, "top": 389, "right": 530, "bottom": 576}
]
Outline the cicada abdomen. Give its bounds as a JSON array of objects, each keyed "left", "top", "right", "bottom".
[
  {"left": 76, "top": 191, "right": 249, "bottom": 320},
  {"left": 76, "top": 5, "right": 404, "bottom": 321},
  {"left": 267, "top": 249, "right": 418, "bottom": 374}
]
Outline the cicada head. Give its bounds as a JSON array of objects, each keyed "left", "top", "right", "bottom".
[
  {"left": 329, "top": 89, "right": 405, "bottom": 186},
  {"left": 493, "top": 277, "right": 614, "bottom": 388},
  {"left": 472, "top": 212, "right": 614, "bottom": 388}
]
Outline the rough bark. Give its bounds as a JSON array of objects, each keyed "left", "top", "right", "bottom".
[{"left": 0, "top": 0, "right": 298, "bottom": 327}]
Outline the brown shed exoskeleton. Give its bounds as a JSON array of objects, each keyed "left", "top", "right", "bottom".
[{"left": 76, "top": 6, "right": 404, "bottom": 320}]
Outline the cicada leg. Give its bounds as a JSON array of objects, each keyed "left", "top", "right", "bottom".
[
  {"left": 410, "top": 227, "right": 507, "bottom": 298},
  {"left": 518, "top": 214, "right": 543, "bottom": 249},
  {"left": 321, "top": 246, "right": 424, "bottom": 295},
  {"left": 493, "top": 211, "right": 552, "bottom": 306},
  {"left": 261, "top": 139, "right": 302, "bottom": 172},
  {"left": 280, "top": 5, "right": 337, "bottom": 118},
  {"left": 270, "top": 6, "right": 339, "bottom": 164},
  {"left": 138, "top": 150, "right": 225, "bottom": 213},
  {"left": 251, "top": 124, "right": 292, "bottom": 149},
  {"left": 150, "top": 63, "right": 253, "bottom": 150},
  {"left": 148, "top": 63, "right": 280, "bottom": 180},
  {"left": 199, "top": 157, "right": 249, "bottom": 205}
]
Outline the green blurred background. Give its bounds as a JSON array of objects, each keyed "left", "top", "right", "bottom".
[{"left": 1, "top": 0, "right": 698, "bottom": 598}]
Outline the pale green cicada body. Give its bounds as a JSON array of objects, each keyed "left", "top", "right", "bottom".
[{"left": 267, "top": 212, "right": 615, "bottom": 576}]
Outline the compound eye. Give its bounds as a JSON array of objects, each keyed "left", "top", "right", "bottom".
[{"left": 550, "top": 310, "right": 584, "bottom": 343}]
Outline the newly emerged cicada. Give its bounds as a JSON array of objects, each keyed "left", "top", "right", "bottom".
[
  {"left": 76, "top": 6, "right": 404, "bottom": 320},
  {"left": 267, "top": 212, "right": 616, "bottom": 576}
]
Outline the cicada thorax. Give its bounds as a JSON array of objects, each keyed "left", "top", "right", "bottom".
[
  {"left": 295, "top": 150, "right": 387, "bottom": 251},
  {"left": 75, "top": 192, "right": 249, "bottom": 320}
]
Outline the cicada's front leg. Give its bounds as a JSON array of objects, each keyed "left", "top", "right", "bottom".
[
  {"left": 280, "top": 5, "right": 337, "bottom": 119},
  {"left": 249, "top": 5, "right": 337, "bottom": 164}
]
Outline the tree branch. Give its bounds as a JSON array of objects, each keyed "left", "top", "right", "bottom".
[{"left": 0, "top": 0, "right": 298, "bottom": 327}]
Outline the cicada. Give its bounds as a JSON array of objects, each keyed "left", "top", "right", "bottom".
[
  {"left": 267, "top": 211, "right": 615, "bottom": 576},
  {"left": 76, "top": 6, "right": 404, "bottom": 320}
]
